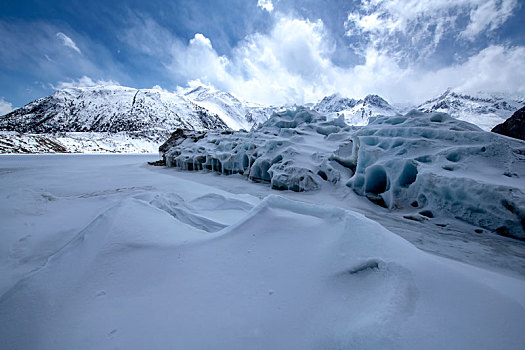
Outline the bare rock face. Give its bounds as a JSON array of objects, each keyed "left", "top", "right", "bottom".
[
  {"left": 158, "top": 129, "right": 208, "bottom": 155},
  {"left": 492, "top": 106, "right": 525, "bottom": 141}
]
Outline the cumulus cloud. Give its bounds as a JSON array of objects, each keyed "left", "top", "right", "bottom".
[
  {"left": 257, "top": 0, "right": 274, "bottom": 13},
  {"left": 56, "top": 32, "right": 82, "bottom": 54},
  {"left": 159, "top": 14, "right": 525, "bottom": 104},
  {"left": 52, "top": 76, "right": 120, "bottom": 90},
  {"left": 167, "top": 17, "right": 335, "bottom": 104},
  {"left": 0, "top": 98, "right": 13, "bottom": 115},
  {"left": 118, "top": 6, "right": 524, "bottom": 105}
]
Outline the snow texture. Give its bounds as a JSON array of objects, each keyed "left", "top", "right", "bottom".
[
  {"left": 1, "top": 155, "right": 524, "bottom": 349},
  {"left": 164, "top": 108, "right": 525, "bottom": 240}
]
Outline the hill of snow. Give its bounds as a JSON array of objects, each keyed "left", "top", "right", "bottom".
[
  {"left": 0, "top": 85, "right": 229, "bottom": 135},
  {"left": 418, "top": 89, "right": 525, "bottom": 131}
]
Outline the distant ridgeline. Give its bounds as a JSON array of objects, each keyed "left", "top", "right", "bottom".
[{"left": 0, "top": 85, "right": 523, "bottom": 153}]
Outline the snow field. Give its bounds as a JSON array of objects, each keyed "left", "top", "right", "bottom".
[{"left": 1, "top": 155, "right": 525, "bottom": 349}]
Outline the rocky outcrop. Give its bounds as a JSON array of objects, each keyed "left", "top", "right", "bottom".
[{"left": 492, "top": 106, "right": 525, "bottom": 141}]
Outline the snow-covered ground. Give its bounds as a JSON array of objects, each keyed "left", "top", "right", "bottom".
[
  {"left": 1, "top": 154, "right": 525, "bottom": 349},
  {"left": 0, "top": 131, "right": 159, "bottom": 154}
]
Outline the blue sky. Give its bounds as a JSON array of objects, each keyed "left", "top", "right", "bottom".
[{"left": 1, "top": 0, "right": 524, "bottom": 113}]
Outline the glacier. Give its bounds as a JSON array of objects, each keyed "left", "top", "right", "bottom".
[{"left": 162, "top": 108, "right": 525, "bottom": 240}]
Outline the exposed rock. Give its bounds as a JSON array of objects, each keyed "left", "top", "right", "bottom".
[{"left": 492, "top": 106, "right": 525, "bottom": 141}]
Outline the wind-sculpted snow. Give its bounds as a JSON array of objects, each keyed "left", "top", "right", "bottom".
[
  {"left": 346, "top": 110, "right": 525, "bottom": 239},
  {"left": 163, "top": 108, "right": 525, "bottom": 239},
  {"left": 164, "top": 107, "right": 355, "bottom": 192},
  {"left": 2, "top": 193, "right": 525, "bottom": 349}
]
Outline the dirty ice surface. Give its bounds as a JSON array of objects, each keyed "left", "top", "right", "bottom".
[{"left": 1, "top": 154, "right": 525, "bottom": 349}]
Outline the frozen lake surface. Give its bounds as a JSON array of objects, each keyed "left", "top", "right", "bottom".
[{"left": 1, "top": 154, "right": 524, "bottom": 349}]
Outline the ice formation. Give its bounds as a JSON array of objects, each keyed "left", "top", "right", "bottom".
[
  {"left": 345, "top": 110, "right": 525, "bottom": 239},
  {"left": 162, "top": 108, "right": 525, "bottom": 239},
  {"left": 164, "top": 107, "right": 354, "bottom": 192}
]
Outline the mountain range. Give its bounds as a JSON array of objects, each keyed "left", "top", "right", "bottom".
[
  {"left": 0, "top": 85, "right": 523, "bottom": 153},
  {"left": 417, "top": 89, "right": 525, "bottom": 131}
]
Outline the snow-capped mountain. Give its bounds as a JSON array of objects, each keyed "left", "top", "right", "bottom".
[
  {"left": 313, "top": 93, "right": 399, "bottom": 125},
  {"left": 0, "top": 85, "right": 279, "bottom": 153},
  {"left": 183, "top": 85, "right": 277, "bottom": 130},
  {"left": 418, "top": 89, "right": 525, "bottom": 131},
  {"left": 3, "top": 85, "right": 522, "bottom": 154},
  {"left": 0, "top": 85, "right": 229, "bottom": 137}
]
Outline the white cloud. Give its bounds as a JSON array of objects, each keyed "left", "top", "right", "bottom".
[
  {"left": 333, "top": 45, "right": 525, "bottom": 103},
  {"left": 0, "top": 98, "right": 13, "bottom": 115},
  {"left": 443, "top": 45, "right": 525, "bottom": 95},
  {"left": 169, "top": 17, "right": 335, "bottom": 104},
  {"left": 52, "top": 76, "right": 120, "bottom": 90},
  {"left": 165, "top": 15, "right": 524, "bottom": 105},
  {"left": 461, "top": 0, "right": 518, "bottom": 39},
  {"left": 257, "top": 0, "right": 274, "bottom": 13},
  {"left": 56, "top": 32, "right": 82, "bottom": 54},
  {"left": 121, "top": 11, "right": 525, "bottom": 105},
  {"left": 345, "top": 0, "right": 519, "bottom": 61}
]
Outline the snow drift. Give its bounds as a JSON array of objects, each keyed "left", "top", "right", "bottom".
[{"left": 2, "top": 193, "right": 524, "bottom": 349}]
